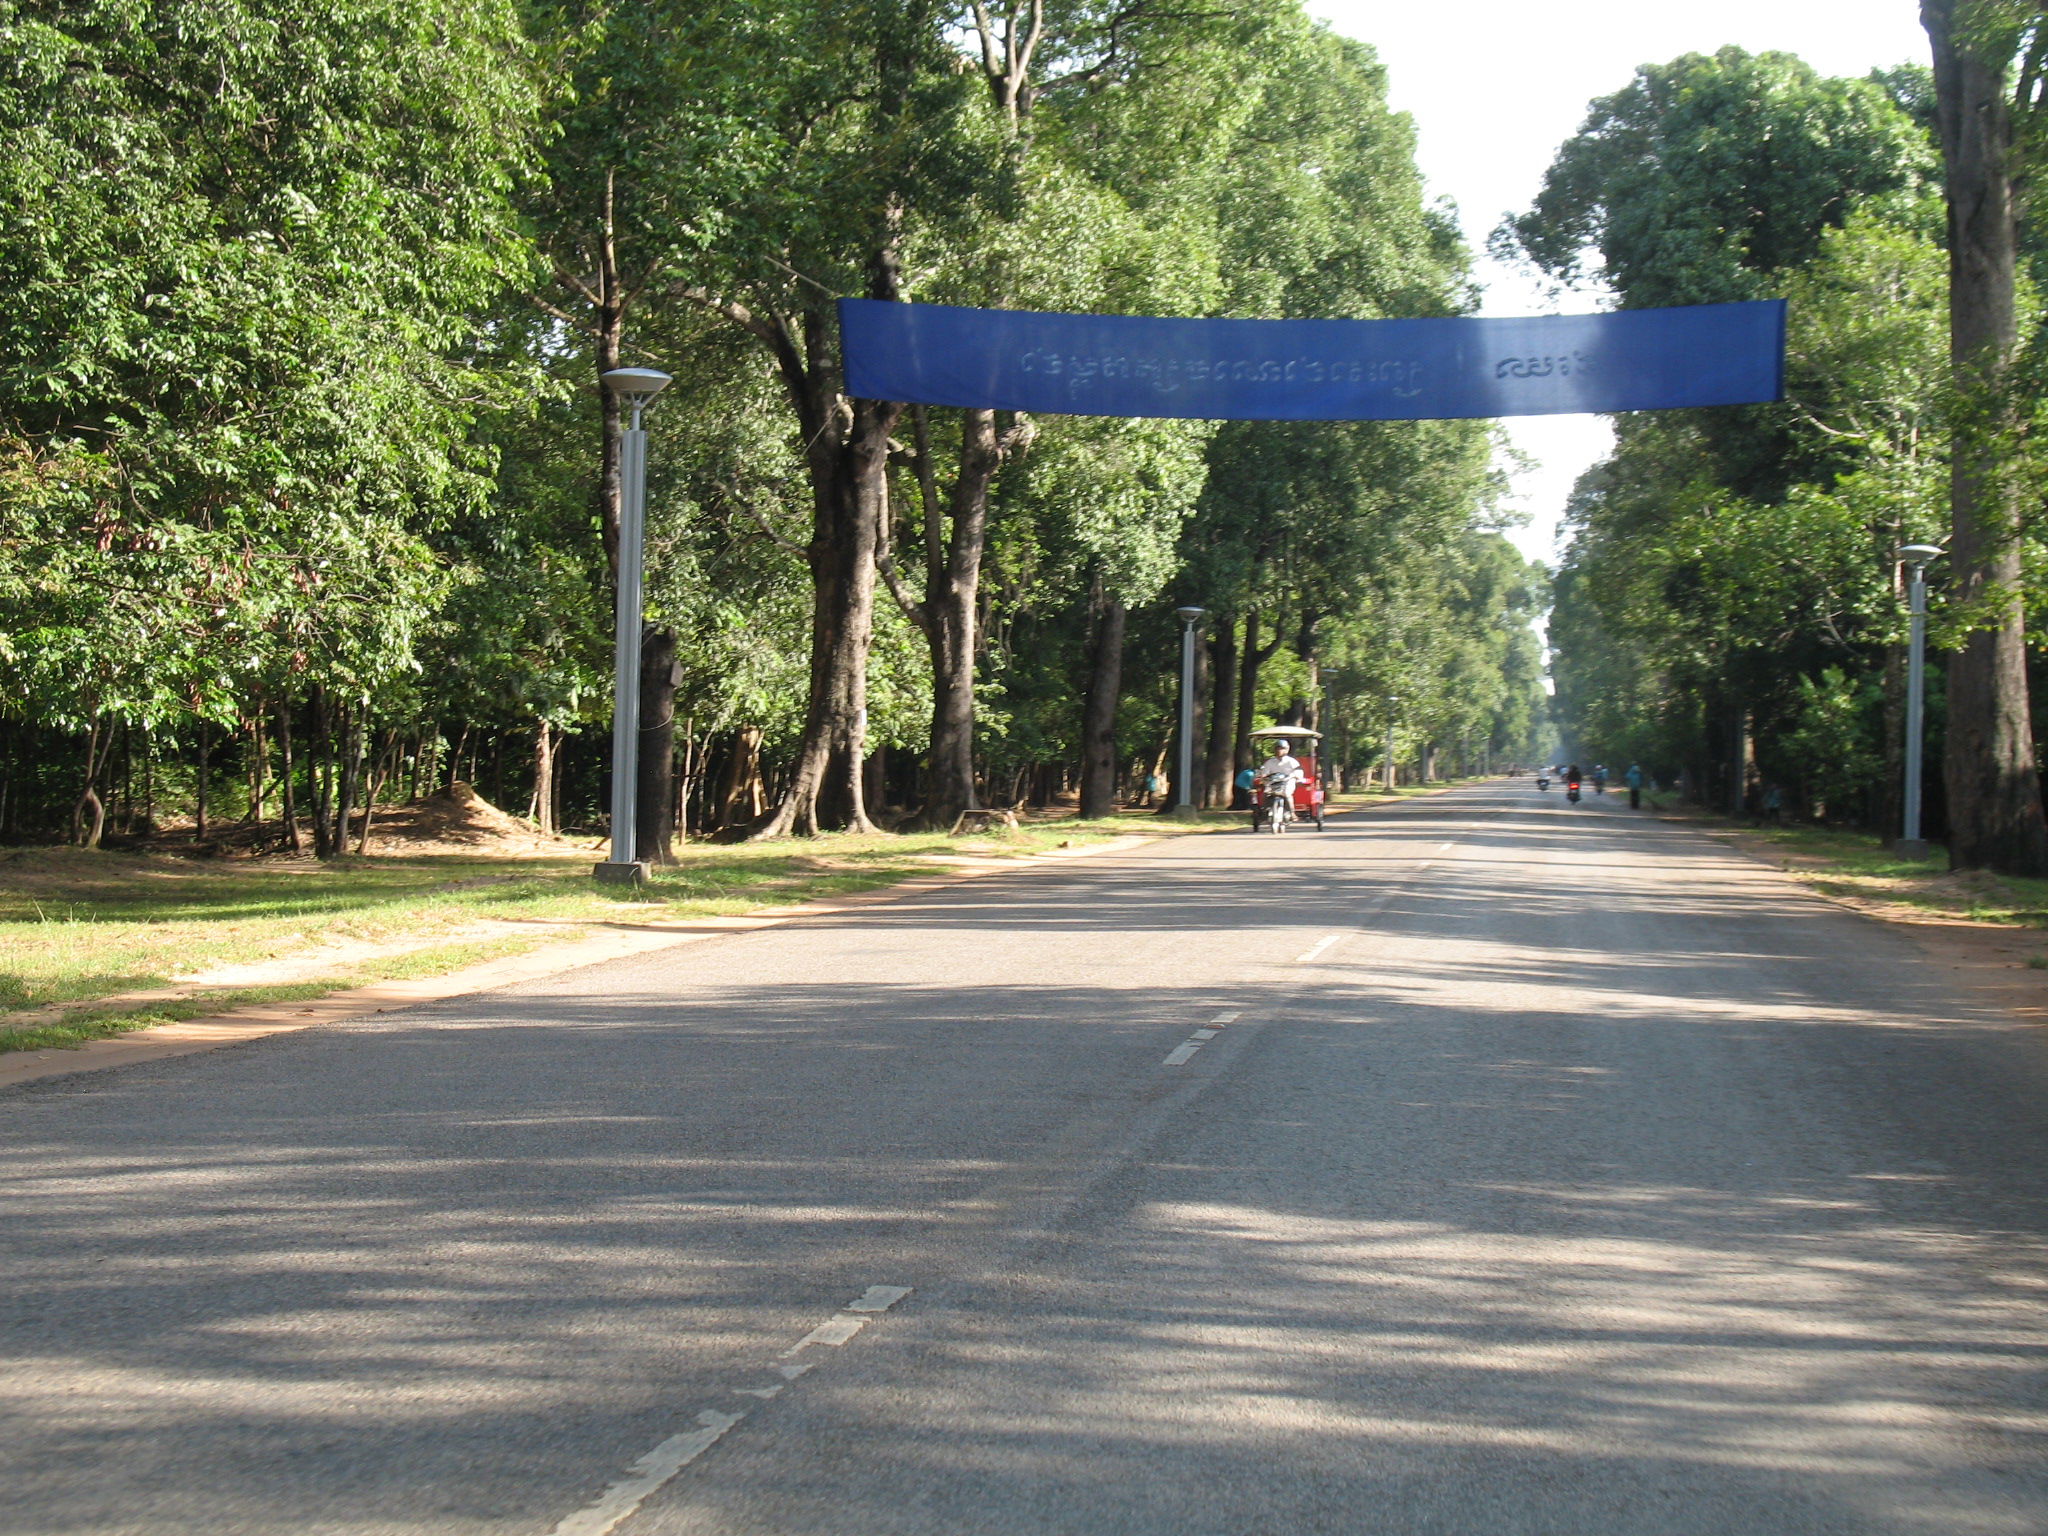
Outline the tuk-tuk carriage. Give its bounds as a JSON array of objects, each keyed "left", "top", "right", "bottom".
[{"left": 1247, "top": 726, "right": 1326, "bottom": 832}]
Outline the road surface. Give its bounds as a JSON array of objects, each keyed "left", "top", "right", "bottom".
[{"left": 8, "top": 783, "right": 2048, "bottom": 1535}]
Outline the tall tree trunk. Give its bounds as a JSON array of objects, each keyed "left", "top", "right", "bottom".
[
  {"left": 1078, "top": 584, "right": 1125, "bottom": 820},
  {"left": 1203, "top": 619, "right": 1237, "bottom": 807},
  {"left": 913, "top": 407, "right": 1004, "bottom": 831},
  {"left": 637, "top": 624, "right": 681, "bottom": 862},
  {"left": 716, "top": 727, "right": 766, "bottom": 829},
  {"left": 70, "top": 716, "right": 107, "bottom": 849},
  {"left": 754, "top": 409, "right": 893, "bottom": 837},
  {"left": 1728, "top": 705, "right": 1749, "bottom": 817},
  {"left": 532, "top": 719, "right": 556, "bottom": 837},
  {"left": 1234, "top": 613, "right": 1262, "bottom": 771},
  {"left": 194, "top": 719, "right": 209, "bottom": 842},
  {"left": 276, "top": 700, "right": 300, "bottom": 853},
  {"left": 332, "top": 701, "right": 361, "bottom": 860},
  {"left": 749, "top": 272, "right": 905, "bottom": 837},
  {"left": 309, "top": 687, "right": 335, "bottom": 859},
  {"left": 1924, "top": 0, "right": 2048, "bottom": 872},
  {"left": 245, "top": 716, "right": 265, "bottom": 825}
]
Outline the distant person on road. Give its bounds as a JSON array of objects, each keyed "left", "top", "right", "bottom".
[
  {"left": 1565, "top": 763, "right": 1582, "bottom": 787},
  {"left": 1762, "top": 783, "right": 1784, "bottom": 825},
  {"left": 1626, "top": 762, "right": 1644, "bottom": 809}
]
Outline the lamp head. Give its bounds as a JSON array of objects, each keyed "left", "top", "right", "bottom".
[
  {"left": 601, "top": 367, "right": 673, "bottom": 399},
  {"left": 1899, "top": 543, "right": 1944, "bottom": 566},
  {"left": 1175, "top": 605, "right": 1206, "bottom": 624}
]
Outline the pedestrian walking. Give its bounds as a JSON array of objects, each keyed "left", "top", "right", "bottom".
[{"left": 1626, "top": 761, "right": 1644, "bottom": 809}]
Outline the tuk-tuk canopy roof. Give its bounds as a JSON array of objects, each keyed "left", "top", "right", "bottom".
[{"left": 1248, "top": 726, "right": 1321, "bottom": 742}]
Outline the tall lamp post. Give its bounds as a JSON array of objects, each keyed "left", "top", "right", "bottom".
[
  {"left": 594, "top": 366, "right": 672, "bottom": 884},
  {"left": 1174, "top": 606, "right": 1206, "bottom": 813},
  {"left": 1897, "top": 543, "right": 1944, "bottom": 859}
]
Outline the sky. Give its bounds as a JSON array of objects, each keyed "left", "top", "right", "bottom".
[{"left": 1304, "top": 0, "right": 1934, "bottom": 567}]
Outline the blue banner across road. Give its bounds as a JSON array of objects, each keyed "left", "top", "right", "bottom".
[{"left": 838, "top": 298, "right": 1786, "bottom": 421}]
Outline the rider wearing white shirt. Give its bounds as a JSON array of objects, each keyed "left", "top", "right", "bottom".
[{"left": 1256, "top": 744, "right": 1304, "bottom": 801}]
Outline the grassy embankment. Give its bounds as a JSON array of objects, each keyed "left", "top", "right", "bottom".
[{"left": 0, "top": 817, "right": 1194, "bottom": 1055}]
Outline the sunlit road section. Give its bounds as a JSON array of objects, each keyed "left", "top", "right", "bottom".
[{"left": 8, "top": 783, "right": 2048, "bottom": 1534}]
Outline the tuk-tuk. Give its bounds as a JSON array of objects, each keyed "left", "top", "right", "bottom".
[{"left": 1247, "top": 726, "right": 1326, "bottom": 832}]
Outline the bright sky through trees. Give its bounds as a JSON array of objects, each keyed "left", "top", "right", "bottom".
[{"left": 1308, "top": 0, "right": 1933, "bottom": 564}]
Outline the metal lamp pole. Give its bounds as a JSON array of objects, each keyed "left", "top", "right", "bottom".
[
  {"left": 1174, "top": 606, "right": 1205, "bottom": 813},
  {"left": 1897, "top": 544, "right": 1943, "bottom": 859},
  {"left": 594, "top": 366, "right": 672, "bottom": 884}
]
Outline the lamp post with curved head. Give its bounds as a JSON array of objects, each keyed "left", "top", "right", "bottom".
[
  {"left": 1898, "top": 543, "right": 1944, "bottom": 858},
  {"left": 594, "top": 366, "right": 672, "bottom": 884},
  {"left": 1174, "top": 606, "right": 1205, "bottom": 813}
]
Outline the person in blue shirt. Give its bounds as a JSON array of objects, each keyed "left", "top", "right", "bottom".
[
  {"left": 1232, "top": 763, "right": 1256, "bottom": 811},
  {"left": 1625, "top": 762, "right": 1644, "bottom": 809}
]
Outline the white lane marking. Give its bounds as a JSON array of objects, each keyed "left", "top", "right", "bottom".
[
  {"left": 1209, "top": 1011, "right": 1241, "bottom": 1025},
  {"left": 783, "top": 1315, "right": 865, "bottom": 1354},
  {"left": 846, "top": 1284, "right": 913, "bottom": 1313},
  {"left": 550, "top": 1410, "right": 745, "bottom": 1536},
  {"left": 553, "top": 1282, "right": 912, "bottom": 1535},
  {"left": 1439, "top": 841, "right": 1455, "bottom": 851},
  {"left": 1294, "top": 933, "right": 1342, "bottom": 964},
  {"left": 1191, "top": 1029, "right": 1219, "bottom": 1040},
  {"left": 1162, "top": 1042, "right": 1200, "bottom": 1066}
]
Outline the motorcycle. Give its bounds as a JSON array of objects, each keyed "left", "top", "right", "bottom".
[
  {"left": 1536, "top": 775, "right": 1550, "bottom": 791},
  {"left": 1566, "top": 778, "right": 1582, "bottom": 803}
]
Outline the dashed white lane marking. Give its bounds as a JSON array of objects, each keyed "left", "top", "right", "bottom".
[
  {"left": 1162, "top": 1042, "right": 1201, "bottom": 1066},
  {"left": 550, "top": 1285, "right": 912, "bottom": 1536},
  {"left": 1440, "top": 841, "right": 1455, "bottom": 851},
  {"left": 1191, "top": 1029, "right": 1219, "bottom": 1040},
  {"left": 847, "top": 1284, "right": 914, "bottom": 1313},
  {"left": 1294, "top": 933, "right": 1342, "bottom": 964},
  {"left": 1209, "top": 1011, "right": 1241, "bottom": 1025},
  {"left": 783, "top": 1314, "right": 865, "bottom": 1352},
  {"left": 550, "top": 1411, "right": 746, "bottom": 1536}
]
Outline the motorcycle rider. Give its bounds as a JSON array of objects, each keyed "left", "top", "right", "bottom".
[{"left": 1255, "top": 740, "right": 1305, "bottom": 826}]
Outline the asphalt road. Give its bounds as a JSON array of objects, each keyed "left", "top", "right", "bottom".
[{"left": 8, "top": 782, "right": 2048, "bottom": 1535}]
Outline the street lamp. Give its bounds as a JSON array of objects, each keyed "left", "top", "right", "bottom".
[
  {"left": 594, "top": 366, "right": 672, "bottom": 884},
  {"left": 1174, "top": 606, "right": 1205, "bottom": 813},
  {"left": 1897, "top": 543, "right": 1944, "bottom": 859}
]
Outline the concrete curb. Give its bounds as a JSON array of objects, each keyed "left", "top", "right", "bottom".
[{"left": 0, "top": 831, "right": 1163, "bottom": 1090}]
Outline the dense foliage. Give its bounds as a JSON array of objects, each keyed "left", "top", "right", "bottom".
[
  {"left": 1503, "top": 41, "right": 2048, "bottom": 858},
  {"left": 0, "top": 0, "right": 1548, "bottom": 851}
]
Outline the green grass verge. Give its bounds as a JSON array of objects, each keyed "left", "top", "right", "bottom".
[
  {"left": 0, "top": 818, "right": 1161, "bottom": 1055},
  {"left": 0, "top": 935, "right": 553, "bottom": 1054}
]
